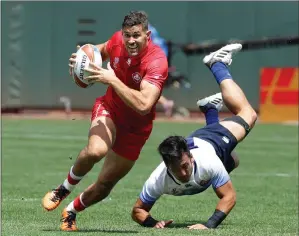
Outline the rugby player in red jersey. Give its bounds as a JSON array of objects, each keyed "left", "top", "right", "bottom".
[{"left": 42, "top": 10, "right": 168, "bottom": 231}]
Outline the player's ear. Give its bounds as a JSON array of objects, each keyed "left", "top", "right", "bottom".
[{"left": 146, "top": 30, "right": 151, "bottom": 38}]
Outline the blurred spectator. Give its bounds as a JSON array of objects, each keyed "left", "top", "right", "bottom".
[
  {"left": 149, "top": 23, "right": 174, "bottom": 117},
  {"left": 149, "top": 23, "right": 191, "bottom": 118}
]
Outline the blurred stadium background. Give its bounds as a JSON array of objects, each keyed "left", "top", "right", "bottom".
[
  {"left": 1, "top": 1, "right": 298, "bottom": 122},
  {"left": 1, "top": 2, "right": 298, "bottom": 236}
]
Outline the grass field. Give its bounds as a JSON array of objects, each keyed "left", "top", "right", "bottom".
[{"left": 2, "top": 119, "right": 298, "bottom": 236}]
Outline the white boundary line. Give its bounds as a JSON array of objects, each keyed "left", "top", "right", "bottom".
[
  {"left": 231, "top": 173, "right": 298, "bottom": 178},
  {"left": 2, "top": 197, "right": 112, "bottom": 202},
  {"left": 2, "top": 172, "right": 297, "bottom": 178},
  {"left": 2, "top": 132, "right": 298, "bottom": 144}
]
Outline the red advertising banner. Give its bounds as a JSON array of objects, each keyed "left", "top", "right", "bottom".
[{"left": 260, "top": 68, "right": 298, "bottom": 123}]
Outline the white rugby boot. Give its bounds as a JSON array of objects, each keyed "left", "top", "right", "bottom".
[
  {"left": 203, "top": 43, "right": 242, "bottom": 67},
  {"left": 196, "top": 92, "right": 223, "bottom": 113}
]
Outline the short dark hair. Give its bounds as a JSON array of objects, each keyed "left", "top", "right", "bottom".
[
  {"left": 158, "top": 136, "right": 190, "bottom": 166},
  {"left": 122, "top": 11, "right": 148, "bottom": 31}
]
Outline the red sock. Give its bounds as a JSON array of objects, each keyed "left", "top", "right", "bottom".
[
  {"left": 67, "top": 166, "right": 82, "bottom": 185},
  {"left": 67, "top": 173, "right": 80, "bottom": 185},
  {"left": 73, "top": 194, "right": 86, "bottom": 212}
]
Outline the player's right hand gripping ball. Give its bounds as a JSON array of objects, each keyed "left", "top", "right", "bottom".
[{"left": 72, "top": 44, "right": 102, "bottom": 88}]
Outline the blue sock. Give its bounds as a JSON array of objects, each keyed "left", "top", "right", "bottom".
[
  {"left": 211, "top": 62, "right": 233, "bottom": 85},
  {"left": 205, "top": 108, "right": 219, "bottom": 125}
]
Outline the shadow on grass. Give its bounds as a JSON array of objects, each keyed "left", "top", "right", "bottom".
[{"left": 42, "top": 228, "right": 139, "bottom": 233}]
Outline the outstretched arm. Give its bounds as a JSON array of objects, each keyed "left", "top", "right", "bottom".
[
  {"left": 206, "top": 180, "right": 236, "bottom": 229},
  {"left": 188, "top": 180, "right": 236, "bottom": 230},
  {"left": 132, "top": 198, "right": 173, "bottom": 228},
  {"left": 212, "top": 180, "right": 236, "bottom": 221},
  {"left": 131, "top": 198, "right": 154, "bottom": 225}
]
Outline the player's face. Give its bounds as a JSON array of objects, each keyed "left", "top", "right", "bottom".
[
  {"left": 168, "top": 153, "right": 194, "bottom": 183},
  {"left": 122, "top": 24, "right": 150, "bottom": 56}
]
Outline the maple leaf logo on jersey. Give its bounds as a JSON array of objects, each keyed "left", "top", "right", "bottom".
[{"left": 132, "top": 72, "right": 142, "bottom": 83}]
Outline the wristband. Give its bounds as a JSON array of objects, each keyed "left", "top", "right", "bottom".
[
  {"left": 142, "top": 216, "right": 158, "bottom": 227},
  {"left": 205, "top": 210, "right": 227, "bottom": 228}
]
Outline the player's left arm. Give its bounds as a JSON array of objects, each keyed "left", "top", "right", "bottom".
[
  {"left": 188, "top": 158, "right": 235, "bottom": 230},
  {"left": 209, "top": 180, "right": 236, "bottom": 226},
  {"left": 109, "top": 57, "right": 168, "bottom": 115},
  {"left": 205, "top": 165, "right": 236, "bottom": 229}
]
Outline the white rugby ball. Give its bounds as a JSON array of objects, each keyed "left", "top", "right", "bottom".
[{"left": 72, "top": 44, "right": 102, "bottom": 88}]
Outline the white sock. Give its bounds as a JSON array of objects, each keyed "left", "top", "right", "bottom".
[
  {"left": 62, "top": 166, "right": 83, "bottom": 191},
  {"left": 65, "top": 201, "right": 77, "bottom": 213},
  {"left": 63, "top": 179, "right": 76, "bottom": 191},
  {"left": 65, "top": 193, "right": 86, "bottom": 213}
]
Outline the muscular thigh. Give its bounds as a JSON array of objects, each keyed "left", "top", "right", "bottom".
[
  {"left": 88, "top": 116, "right": 116, "bottom": 152},
  {"left": 88, "top": 97, "right": 117, "bottom": 156},
  {"left": 219, "top": 121, "right": 246, "bottom": 142},
  {"left": 97, "top": 150, "right": 135, "bottom": 185}
]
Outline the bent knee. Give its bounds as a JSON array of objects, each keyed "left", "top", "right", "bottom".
[
  {"left": 86, "top": 145, "right": 108, "bottom": 162},
  {"left": 245, "top": 108, "right": 257, "bottom": 128},
  {"left": 249, "top": 109, "right": 257, "bottom": 128}
]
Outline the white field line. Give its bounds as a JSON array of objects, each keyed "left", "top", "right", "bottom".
[
  {"left": 2, "top": 172, "right": 297, "bottom": 202},
  {"left": 231, "top": 172, "right": 298, "bottom": 178},
  {"left": 2, "top": 198, "right": 40, "bottom": 202},
  {"left": 2, "top": 171, "right": 297, "bottom": 178},
  {"left": 235, "top": 149, "right": 297, "bottom": 156},
  {"left": 2, "top": 132, "right": 298, "bottom": 144},
  {"left": 2, "top": 197, "right": 112, "bottom": 202},
  {"left": 2, "top": 133, "right": 87, "bottom": 141}
]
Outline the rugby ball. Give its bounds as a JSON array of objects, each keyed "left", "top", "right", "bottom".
[{"left": 72, "top": 44, "right": 102, "bottom": 88}]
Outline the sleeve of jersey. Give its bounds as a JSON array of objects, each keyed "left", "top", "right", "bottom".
[
  {"left": 210, "top": 158, "right": 230, "bottom": 190},
  {"left": 143, "top": 58, "right": 168, "bottom": 91},
  {"left": 139, "top": 177, "right": 163, "bottom": 205}
]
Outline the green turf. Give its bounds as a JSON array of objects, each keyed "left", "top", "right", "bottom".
[{"left": 1, "top": 119, "right": 298, "bottom": 236}]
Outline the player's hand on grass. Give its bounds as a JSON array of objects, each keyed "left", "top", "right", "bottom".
[
  {"left": 84, "top": 62, "right": 116, "bottom": 85},
  {"left": 154, "top": 220, "right": 173, "bottom": 229},
  {"left": 68, "top": 45, "right": 81, "bottom": 76},
  {"left": 187, "top": 223, "right": 208, "bottom": 230}
]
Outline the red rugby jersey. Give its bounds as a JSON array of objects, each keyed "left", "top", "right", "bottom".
[{"left": 104, "top": 31, "right": 168, "bottom": 128}]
